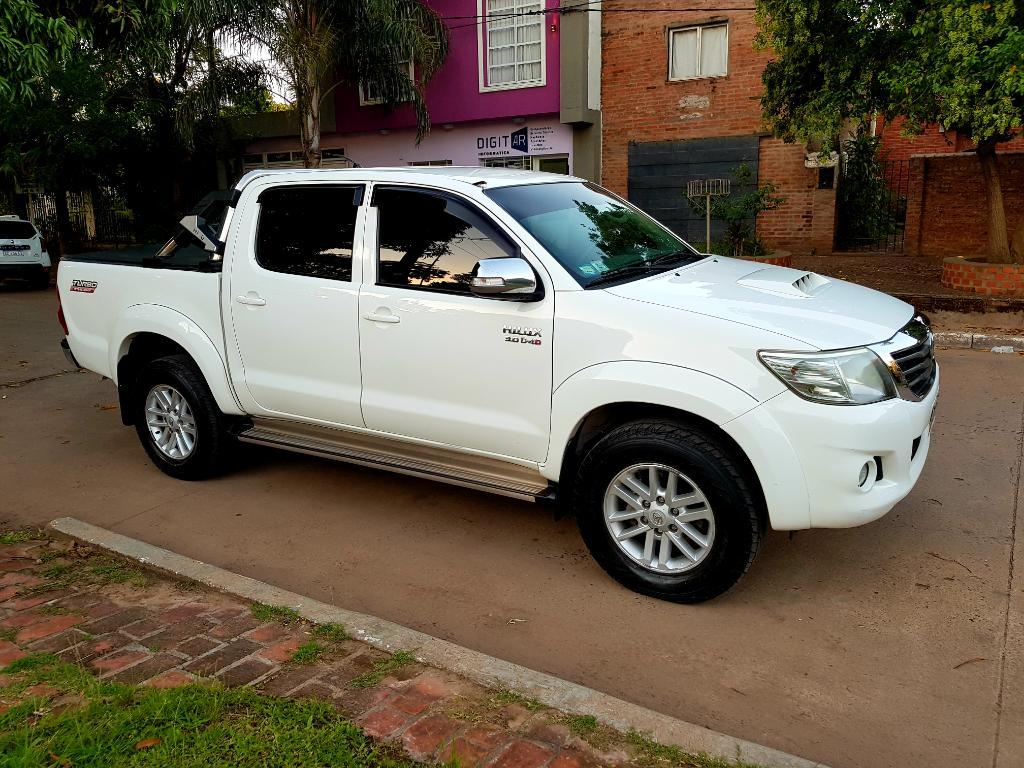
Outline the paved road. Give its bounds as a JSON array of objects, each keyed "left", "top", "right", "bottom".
[{"left": 2, "top": 285, "right": 1022, "bottom": 768}]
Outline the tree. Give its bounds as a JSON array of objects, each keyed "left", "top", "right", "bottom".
[
  {"left": 0, "top": 0, "right": 271, "bottom": 248},
  {"left": 245, "top": 0, "right": 449, "bottom": 167},
  {"left": 757, "top": 0, "right": 1024, "bottom": 263}
]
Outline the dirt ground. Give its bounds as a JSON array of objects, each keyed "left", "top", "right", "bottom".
[{"left": 2, "top": 286, "right": 1024, "bottom": 768}]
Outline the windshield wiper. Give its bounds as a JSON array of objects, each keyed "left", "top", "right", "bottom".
[
  {"left": 648, "top": 250, "right": 701, "bottom": 267},
  {"left": 584, "top": 264, "right": 660, "bottom": 289},
  {"left": 585, "top": 251, "right": 699, "bottom": 289}
]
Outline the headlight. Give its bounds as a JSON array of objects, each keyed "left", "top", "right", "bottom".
[{"left": 758, "top": 348, "right": 897, "bottom": 405}]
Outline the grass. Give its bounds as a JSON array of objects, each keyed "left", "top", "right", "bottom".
[
  {"left": 489, "top": 688, "right": 546, "bottom": 712},
  {"left": 0, "top": 654, "right": 429, "bottom": 768},
  {"left": 0, "top": 529, "right": 43, "bottom": 545},
  {"left": 0, "top": 627, "right": 16, "bottom": 642},
  {"left": 289, "top": 641, "right": 326, "bottom": 665},
  {"left": 250, "top": 604, "right": 301, "bottom": 625},
  {"left": 22, "top": 555, "right": 149, "bottom": 596},
  {"left": 349, "top": 650, "right": 416, "bottom": 689},
  {"left": 626, "top": 729, "right": 764, "bottom": 768},
  {"left": 311, "top": 622, "right": 349, "bottom": 643},
  {"left": 563, "top": 713, "right": 598, "bottom": 736}
]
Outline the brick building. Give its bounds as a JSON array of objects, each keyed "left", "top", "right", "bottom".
[{"left": 600, "top": 0, "right": 836, "bottom": 255}]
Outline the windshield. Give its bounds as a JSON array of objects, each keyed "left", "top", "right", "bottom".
[
  {"left": 485, "top": 182, "right": 702, "bottom": 287},
  {"left": 0, "top": 221, "right": 37, "bottom": 239}
]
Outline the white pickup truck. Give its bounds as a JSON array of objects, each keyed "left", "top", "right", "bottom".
[{"left": 57, "top": 167, "right": 938, "bottom": 602}]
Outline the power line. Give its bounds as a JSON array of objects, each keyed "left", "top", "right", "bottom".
[{"left": 441, "top": 3, "right": 755, "bottom": 32}]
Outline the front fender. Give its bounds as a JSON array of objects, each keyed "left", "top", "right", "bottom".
[
  {"left": 111, "top": 304, "right": 244, "bottom": 416},
  {"left": 543, "top": 361, "right": 812, "bottom": 531},
  {"left": 543, "top": 361, "right": 759, "bottom": 478}
]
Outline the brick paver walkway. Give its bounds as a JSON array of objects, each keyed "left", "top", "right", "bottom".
[{"left": 0, "top": 535, "right": 637, "bottom": 768}]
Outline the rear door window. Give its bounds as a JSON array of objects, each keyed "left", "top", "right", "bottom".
[{"left": 256, "top": 185, "right": 363, "bottom": 281}]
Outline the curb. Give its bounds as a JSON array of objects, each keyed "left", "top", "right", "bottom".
[
  {"left": 934, "top": 331, "right": 1024, "bottom": 351},
  {"left": 49, "top": 517, "right": 828, "bottom": 768}
]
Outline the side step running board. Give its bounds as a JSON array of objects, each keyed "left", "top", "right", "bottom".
[{"left": 235, "top": 419, "right": 556, "bottom": 503}]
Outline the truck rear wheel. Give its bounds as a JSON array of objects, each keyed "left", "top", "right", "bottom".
[
  {"left": 573, "top": 419, "right": 763, "bottom": 603},
  {"left": 133, "top": 355, "right": 229, "bottom": 480}
]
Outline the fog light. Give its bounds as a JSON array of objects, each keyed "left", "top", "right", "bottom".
[{"left": 858, "top": 461, "right": 872, "bottom": 488}]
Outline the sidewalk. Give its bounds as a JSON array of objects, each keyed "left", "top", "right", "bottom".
[{"left": 0, "top": 529, "right": 771, "bottom": 768}]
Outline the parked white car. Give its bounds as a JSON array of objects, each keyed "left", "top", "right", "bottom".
[
  {"left": 56, "top": 168, "right": 938, "bottom": 602},
  {"left": 0, "top": 216, "right": 50, "bottom": 289}
]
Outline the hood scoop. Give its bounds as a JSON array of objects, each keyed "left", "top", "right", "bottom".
[{"left": 736, "top": 268, "right": 830, "bottom": 298}]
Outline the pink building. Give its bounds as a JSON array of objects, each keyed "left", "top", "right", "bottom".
[{"left": 241, "top": 1, "right": 603, "bottom": 181}]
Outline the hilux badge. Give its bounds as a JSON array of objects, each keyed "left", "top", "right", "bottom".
[{"left": 503, "top": 326, "right": 542, "bottom": 346}]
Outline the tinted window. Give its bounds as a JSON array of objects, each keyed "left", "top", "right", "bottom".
[
  {"left": 256, "top": 186, "right": 361, "bottom": 281},
  {"left": 374, "top": 188, "right": 515, "bottom": 294},
  {"left": 0, "top": 221, "right": 37, "bottom": 239},
  {"left": 486, "top": 182, "right": 700, "bottom": 287}
]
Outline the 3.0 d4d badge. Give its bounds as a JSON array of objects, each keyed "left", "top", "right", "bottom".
[{"left": 504, "top": 326, "right": 542, "bottom": 346}]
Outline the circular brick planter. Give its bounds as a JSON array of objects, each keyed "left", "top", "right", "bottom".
[
  {"left": 942, "top": 257, "right": 1024, "bottom": 297},
  {"left": 739, "top": 250, "right": 793, "bottom": 268}
]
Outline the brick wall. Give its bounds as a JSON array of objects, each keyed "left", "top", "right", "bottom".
[
  {"left": 878, "top": 117, "right": 1024, "bottom": 161},
  {"left": 904, "top": 152, "right": 1024, "bottom": 259},
  {"left": 600, "top": 0, "right": 828, "bottom": 254}
]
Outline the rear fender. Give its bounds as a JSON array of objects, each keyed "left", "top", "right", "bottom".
[{"left": 111, "top": 304, "right": 244, "bottom": 417}]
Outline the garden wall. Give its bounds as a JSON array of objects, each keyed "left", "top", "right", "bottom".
[{"left": 904, "top": 151, "right": 1024, "bottom": 259}]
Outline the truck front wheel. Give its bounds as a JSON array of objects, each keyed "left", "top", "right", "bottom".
[
  {"left": 573, "top": 419, "right": 764, "bottom": 603},
  {"left": 133, "top": 355, "right": 229, "bottom": 480}
]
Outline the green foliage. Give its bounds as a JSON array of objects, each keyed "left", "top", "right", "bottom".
[
  {"left": 836, "top": 130, "right": 897, "bottom": 247},
  {"left": 0, "top": 654, "right": 425, "bottom": 767},
  {"left": 290, "top": 641, "right": 327, "bottom": 664},
  {"left": 312, "top": 622, "right": 350, "bottom": 643},
  {"left": 756, "top": 0, "right": 1024, "bottom": 147},
  {"left": 348, "top": 650, "right": 416, "bottom": 689},
  {"left": 0, "top": 529, "right": 43, "bottom": 545},
  {"left": 687, "top": 164, "right": 785, "bottom": 258},
  {"left": 250, "top": 603, "right": 302, "bottom": 624},
  {"left": 757, "top": 0, "right": 1024, "bottom": 261},
  {"left": 242, "top": 0, "right": 449, "bottom": 164}
]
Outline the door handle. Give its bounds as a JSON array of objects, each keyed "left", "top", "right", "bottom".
[
  {"left": 363, "top": 310, "right": 401, "bottom": 324},
  {"left": 236, "top": 293, "right": 266, "bottom": 307}
]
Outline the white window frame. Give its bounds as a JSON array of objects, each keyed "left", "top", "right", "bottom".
[
  {"left": 667, "top": 22, "right": 729, "bottom": 82},
  {"left": 477, "top": 0, "right": 547, "bottom": 93},
  {"left": 360, "top": 59, "right": 416, "bottom": 106}
]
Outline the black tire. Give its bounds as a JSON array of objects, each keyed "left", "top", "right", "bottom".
[
  {"left": 133, "top": 355, "right": 229, "bottom": 480},
  {"left": 573, "top": 419, "right": 764, "bottom": 603}
]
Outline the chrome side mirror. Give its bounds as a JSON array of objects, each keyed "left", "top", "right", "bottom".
[{"left": 471, "top": 257, "right": 538, "bottom": 298}]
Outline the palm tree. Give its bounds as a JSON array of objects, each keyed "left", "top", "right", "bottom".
[{"left": 246, "top": 0, "right": 449, "bottom": 167}]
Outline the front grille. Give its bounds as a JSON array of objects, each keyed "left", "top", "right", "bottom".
[{"left": 891, "top": 318, "right": 936, "bottom": 398}]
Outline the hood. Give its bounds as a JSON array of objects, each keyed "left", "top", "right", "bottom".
[{"left": 606, "top": 257, "right": 914, "bottom": 350}]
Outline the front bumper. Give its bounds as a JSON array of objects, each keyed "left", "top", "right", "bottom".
[{"left": 727, "top": 364, "right": 940, "bottom": 530}]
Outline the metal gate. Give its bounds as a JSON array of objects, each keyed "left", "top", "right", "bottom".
[{"left": 835, "top": 158, "right": 910, "bottom": 253}]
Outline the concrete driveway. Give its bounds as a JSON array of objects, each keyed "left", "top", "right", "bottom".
[{"left": 2, "top": 285, "right": 1022, "bottom": 768}]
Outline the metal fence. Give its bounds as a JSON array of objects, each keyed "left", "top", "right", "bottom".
[
  {"left": 835, "top": 159, "right": 911, "bottom": 254},
  {"left": 26, "top": 188, "right": 137, "bottom": 249}
]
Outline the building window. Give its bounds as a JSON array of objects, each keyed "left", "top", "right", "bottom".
[
  {"left": 408, "top": 160, "right": 454, "bottom": 166},
  {"left": 478, "top": 0, "right": 545, "bottom": 92},
  {"left": 668, "top": 23, "right": 728, "bottom": 81},
  {"left": 360, "top": 59, "right": 415, "bottom": 106},
  {"left": 481, "top": 155, "right": 569, "bottom": 174}
]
